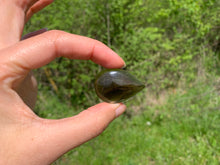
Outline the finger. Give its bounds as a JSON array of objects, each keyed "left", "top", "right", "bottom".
[
  {"left": 2, "top": 30, "right": 125, "bottom": 76},
  {"left": 37, "top": 103, "right": 126, "bottom": 164},
  {"left": 0, "top": 0, "right": 51, "bottom": 48},
  {"left": 15, "top": 0, "right": 51, "bottom": 14},
  {"left": 0, "top": 1, "right": 25, "bottom": 48},
  {"left": 15, "top": 0, "right": 39, "bottom": 11},
  {"left": 25, "top": 0, "right": 54, "bottom": 22}
]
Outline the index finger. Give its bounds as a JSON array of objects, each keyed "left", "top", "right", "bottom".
[{"left": 4, "top": 30, "right": 125, "bottom": 72}]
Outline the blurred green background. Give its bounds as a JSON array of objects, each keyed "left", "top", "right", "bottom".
[{"left": 24, "top": 0, "right": 220, "bottom": 164}]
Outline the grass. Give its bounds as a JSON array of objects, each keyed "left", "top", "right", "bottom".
[{"left": 36, "top": 80, "right": 220, "bottom": 165}]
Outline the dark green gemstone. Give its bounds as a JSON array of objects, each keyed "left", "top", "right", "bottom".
[{"left": 94, "top": 69, "right": 145, "bottom": 103}]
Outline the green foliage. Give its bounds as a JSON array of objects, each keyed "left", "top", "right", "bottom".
[
  {"left": 24, "top": 1, "right": 220, "bottom": 164},
  {"left": 24, "top": 0, "right": 219, "bottom": 106},
  {"left": 50, "top": 83, "right": 220, "bottom": 165}
]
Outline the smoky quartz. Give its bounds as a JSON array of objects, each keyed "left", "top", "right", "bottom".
[{"left": 94, "top": 69, "right": 145, "bottom": 103}]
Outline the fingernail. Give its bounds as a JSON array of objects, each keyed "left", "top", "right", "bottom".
[
  {"left": 115, "top": 103, "right": 126, "bottom": 117},
  {"left": 121, "top": 63, "right": 126, "bottom": 69},
  {"left": 21, "top": 28, "right": 48, "bottom": 40}
]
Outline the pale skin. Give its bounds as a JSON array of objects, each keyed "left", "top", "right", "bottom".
[{"left": 0, "top": 0, "right": 126, "bottom": 164}]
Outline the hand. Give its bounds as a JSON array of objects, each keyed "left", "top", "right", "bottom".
[{"left": 0, "top": 1, "right": 126, "bottom": 164}]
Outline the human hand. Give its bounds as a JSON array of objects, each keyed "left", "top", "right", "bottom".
[
  {"left": 0, "top": 0, "right": 55, "bottom": 109},
  {"left": 0, "top": 0, "right": 126, "bottom": 164}
]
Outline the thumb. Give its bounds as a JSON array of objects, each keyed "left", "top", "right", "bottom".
[{"left": 36, "top": 102, "right": 126, "bottom": 164}]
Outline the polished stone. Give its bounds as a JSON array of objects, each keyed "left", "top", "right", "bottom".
[{"left": 94, "top": 69, "right": 145, "bottom": 103}]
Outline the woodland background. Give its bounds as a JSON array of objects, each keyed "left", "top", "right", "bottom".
[{"left": 24, "top": 0, "right": 220, "bottom": 164}]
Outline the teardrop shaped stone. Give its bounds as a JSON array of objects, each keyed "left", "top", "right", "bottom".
[{"left": 94, "top": 69, "right": 145, "bottom": 103}]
